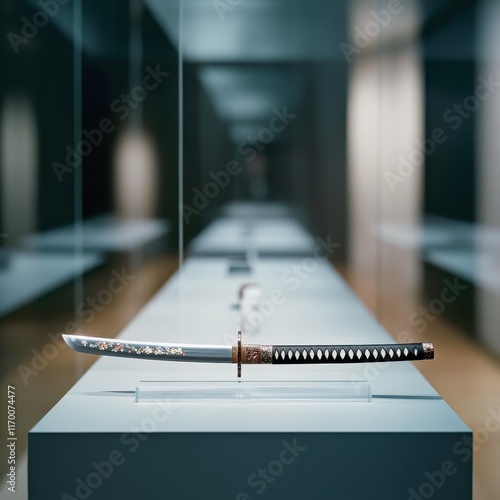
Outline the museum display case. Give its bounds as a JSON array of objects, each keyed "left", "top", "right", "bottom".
[{"left": 4, "top": 0, "right": 496, "bottom": 497}]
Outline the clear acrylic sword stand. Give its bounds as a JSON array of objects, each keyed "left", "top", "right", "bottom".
[{"left": 135, "top": 379, "right": 372, "bottom": 403}]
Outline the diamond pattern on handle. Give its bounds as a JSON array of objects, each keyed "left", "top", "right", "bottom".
[{"left": 271, "top": 343, "right": 426, "bottom": 364}]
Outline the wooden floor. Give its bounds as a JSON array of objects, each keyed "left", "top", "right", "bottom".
[
  {"left": 340, "top": 266, "right": 500, "bottom": 500},
  {"left": 1, "top": 255, "right": 499, "bottom": 498}
]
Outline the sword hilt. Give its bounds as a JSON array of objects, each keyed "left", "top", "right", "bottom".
[
  {"left": 271, "top": 343, "right": 433, "bottom": 364},
  {"left": 234, "top": 333, "right": 433, "bottom": 377}
]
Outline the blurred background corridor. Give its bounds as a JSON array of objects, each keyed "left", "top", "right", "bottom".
[{"left": 1, "top": 0, "right": 499, "bottom": 498}]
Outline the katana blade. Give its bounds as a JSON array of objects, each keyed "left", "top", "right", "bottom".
[
  {"left": 63, "top": 333, "right": 434, "bottom": 378},
  {"left": 63, "top": 335, "right": 232, "bottom": 363}
]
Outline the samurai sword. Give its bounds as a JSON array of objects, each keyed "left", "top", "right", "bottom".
[{"left": 63, "top": 332, "right": 434, "bottom": 378}]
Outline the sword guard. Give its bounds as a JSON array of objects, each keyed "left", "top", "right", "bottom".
[{"left": 237, "top": 330, "right": 242, "bottom": 378}]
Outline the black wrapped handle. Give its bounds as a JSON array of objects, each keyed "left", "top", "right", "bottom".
[{"left": 271, "top": 343, "right": 433, "bottom": 365}]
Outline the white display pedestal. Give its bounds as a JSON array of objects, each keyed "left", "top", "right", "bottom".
[{"left": 29, "top": 257, "right": 471, "bottom": 499}]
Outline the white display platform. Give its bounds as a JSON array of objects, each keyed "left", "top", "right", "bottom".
[
  {"left": 219, "top": 201, "right": 293, "bottom": 219},
  {"left": 188, "top": 217, "right": 317, "bottom": 257},
  {"left": 22, "top": 215, "right": 170, "bottom": 253},
  {"left": 0, "top": 251, "right": 103, "bottom": 316},
  {"left": 29, "top": 257, "right": 471, "bottom": 499}
]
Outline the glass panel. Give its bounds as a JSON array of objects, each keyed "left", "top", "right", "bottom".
[
  {"left": 0, "top": 0, "right": 84, "bottom": 474},
  {"left": 0, "top": 0, "right": 181, "bottom": 480}
]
